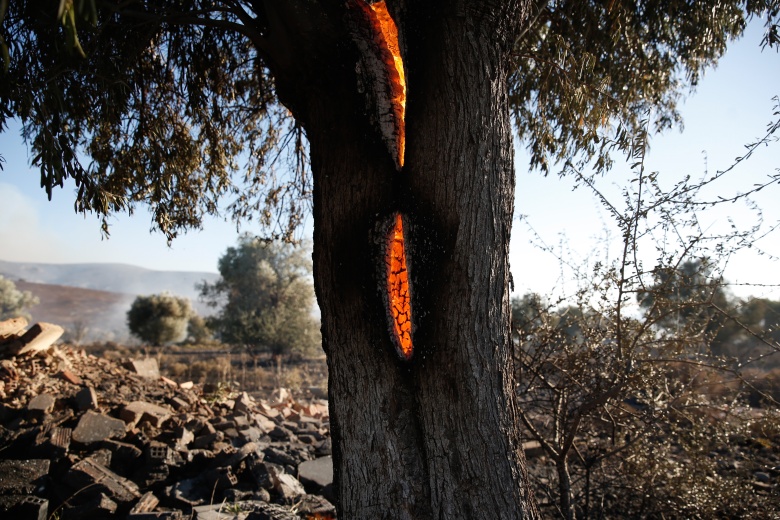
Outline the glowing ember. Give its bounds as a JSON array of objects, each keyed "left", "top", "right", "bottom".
[
  {"left": 387, "top": 212, "right": 413, "bottom": 359},
  {"left": 361, "top": 0, "right": 406, "bottom": 167}
]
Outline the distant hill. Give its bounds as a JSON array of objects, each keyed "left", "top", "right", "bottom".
[
  {"left": 0, "top": 259, "right": 218, "bottom": 302},
  {"left": 14, "top": 280, "right": 135, "bottom": 341},
  {"left": 0, "top": 260, "right": 220, "bottom": 341}
]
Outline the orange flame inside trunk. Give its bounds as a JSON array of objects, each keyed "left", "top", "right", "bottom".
[
  {"left": 359, "top": 1, "right": 413, "bottom": 359},
  {"left": 387, "top": 213, "right": 413, "bottom": 359},
  {"left": 365, "top": 0, "right": 406, "bottom": 167}
]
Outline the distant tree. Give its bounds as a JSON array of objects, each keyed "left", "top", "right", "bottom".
[
  {"left": 0, "top": 275, "right": 39, "bottom": 321},
  {"left": 127, "top": 293, "right": 194, "bottom": 346},
  {"left": 743, "top": 298, "right": 780, "bottom": 348},
  {"left": 638, "top": 258, "right": 737, "bottom": 355},
  {"left": 185, "top": 314, "right": 213, "bottom": 344},
  {"left": 200, "top": 236, "right": 320, "bottom": 360},
  {"left": 719, "top": 297, "right": 780, "bottom": 366}
]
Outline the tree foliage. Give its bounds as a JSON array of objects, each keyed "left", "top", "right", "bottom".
[
  {"left": 127, "top": 292, "right": 194, "bottom": 346},
  {"left": 511, "top": 0, "right": 779, "bottom": 175},
  {"left": 185, "top": 314, "right": 213, "bottom": 344},
  {"left": 0, "top": 275, "right": 38, "bottom": 321},
  {"left": 200, "top": 235, "right": 320, "bottom": 358},
  {"left": 0, "top": 1, "right": 777, "bottom": 237},
  {"left": 510, "top": 129, "right": 780, "bottom": 516},
  {"left": 0, "top": 0, "right": 308, "bottom": 240}
]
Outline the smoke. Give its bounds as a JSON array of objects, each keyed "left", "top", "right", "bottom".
[{"left": 0, "top": 182, "right": 69, "bottom": 263}]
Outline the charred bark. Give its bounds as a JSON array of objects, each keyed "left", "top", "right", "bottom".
[{"left": 259, "top": 0, "right": 538, "bottom": 517}]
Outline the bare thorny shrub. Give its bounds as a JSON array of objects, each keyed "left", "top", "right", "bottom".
[{"left": 513, "top": 101, "right": 780, "bottom": 519}]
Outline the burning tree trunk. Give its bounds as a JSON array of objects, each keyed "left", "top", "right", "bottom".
[{"left": 262, "top": 0, "right": 537, "bottom": 517}]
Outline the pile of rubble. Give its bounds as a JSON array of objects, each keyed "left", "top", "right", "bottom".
[{"left": 0, "top": 318, "right": 335, "bottom": 519}]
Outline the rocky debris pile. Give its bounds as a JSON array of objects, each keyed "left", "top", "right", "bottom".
[{"left": 0, "top": 318, "right": 335, "bottom": 519}]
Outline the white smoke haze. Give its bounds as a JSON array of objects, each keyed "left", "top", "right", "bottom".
[{"left": 0, "top": 182, "right": 71, "bottom": 262}]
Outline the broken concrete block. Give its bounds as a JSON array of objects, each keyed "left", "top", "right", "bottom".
[
  {"left": 0, "top": 317, "right": 28, "bottom": 341},
  {"left": 173, "top": 427, "right": 195, "bottom": 450},
  {"left": 34, "top": 426, "right": 72, "bottom": 459},
  {"left": 222, "top": 441, "right": 263, "bottom": 469},
  {"left": 145, "top": 441, "right": 181, "bottom": 467},
  {"left": 137, "top": 465, "right": 170, "bottom": 489},
  {"left": 253, "top": 413, "right": 277, "bottom": 432},
  {"left": 203, "top": 466, "right": 238, "bottom": 491},
  {"left": 267, "top": 425, "right": 293, "bottom": 442},
  {"left": 75, "top": 386, "right": 99, "bottom": 411},
  {"left": 65, "top": 492, "right": 117, "bottom": 519},
  {"left": 168, "top": 476, "right": 207, "bottom": 506},
  {"left": 161, "top": 375, "right": 178, "bottom": 386},
  {"left": 72, "top": 411, "right": 127, "bottom": 445},
  {"left": 89, "top": 449, "right": 113, "bottom": 468},
  {"left": 233, "top": 392, "right": 254, "bottom": 414},
  {"left": 314, "top": 438, "right": 332, "bottom": 457},
  {"left": 26, "top": 393, "right": 56, "bottom": 418},
  {"left": 0, "top": 494, "right": 48, "bottom": 520},
  {"left": 263, "top": 446, "right": 298, "bottom": 468},
  {"left": 129, "top": 358, "right": 160, "bottom": 379},
  {"left": 266, "top": 464, "right": 305, "bottom": 500},
  {"left": 239, "top": 427, "right": 263, "bottom": 444},
  {"left": 247, "top": 457, "right": 275, "bottom": 491},
  {"left": 200, "top": 421, "right": 217, "bottom": 436},
  {"left": 129, "top": 430, "right": 151, "bottom": 449},
  {"left": 146, "top": 441, "right": 170, "bottom": 465},
  {"left": 298, "top": 456, "right": 333, "bottom": 489},
  {"left": 120, "top": 401, "right": 171, "bottom": 428},
  {"left": 16, "top": 323, "right": 64, "bottom": 356},
  {"left": 190, "top": 431, "right": 224, "bottom": 450},
  {"left": 297, "top": 494, "right": 336, "bottom": 517},
  {"left": 67, "top": 457, "right": 141, "bottom": 503},
  {"left": 129, "top": 491, "right": 160, "bottom": 514},
  {"left": 213, "top": 418, "right": 238, "bottom": 431},
  {"left": 168, "top": 396, "right": 190, "bottom": 411},
  {"left": 0, "top": 459, "right": 50, "bottom": 495},
  {"left": 102, "top": 439, "right": 143, "bottom": 468},
  {"left": 270, "top": 387, "right": 290, "bottom": 405}
]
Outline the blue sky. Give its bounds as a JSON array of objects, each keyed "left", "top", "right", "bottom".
[{"left": 1, "top": 20, "right": 778, "bottom": 299}]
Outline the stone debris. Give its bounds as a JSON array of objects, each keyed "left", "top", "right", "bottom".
[
  {"left": 298, "top": 456, "right": 333, "bottom": 489},
  {"left": 129, "top": 358, "right": 162, "bottom": 379},
  {"left": 121, "top": 400, "right": 172, "bottom": 428},
  {"left": 0, "top": 317, "right": 335, "bottom": 519},
  {"left": 72, "top": 410, "right": 127, "bottom": 444},
  {"left": 16, "top": 322, "right": 65, "bottom": 356},
  {"left": 0, "top": 317, "right": 28, "bottom": 340}
]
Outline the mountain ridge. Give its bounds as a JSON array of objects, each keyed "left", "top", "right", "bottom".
[
  {"left": 0, "top": 259, "right": 219, "bottom": 302},
  {"left": 0, "top": 259, "right": 220, "bottom": 340}
]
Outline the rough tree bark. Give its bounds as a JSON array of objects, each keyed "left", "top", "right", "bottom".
[{"left": 260, "top": 0, "right": 538, "bottom": 517}]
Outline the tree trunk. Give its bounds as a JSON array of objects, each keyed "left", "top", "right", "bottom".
[{"left": 264, "top": 0, "right": 537, "bottom": 517}]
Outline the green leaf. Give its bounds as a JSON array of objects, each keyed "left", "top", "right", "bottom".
[{"left": 60, "top": 0, "right": 86, "bottom": 58}]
